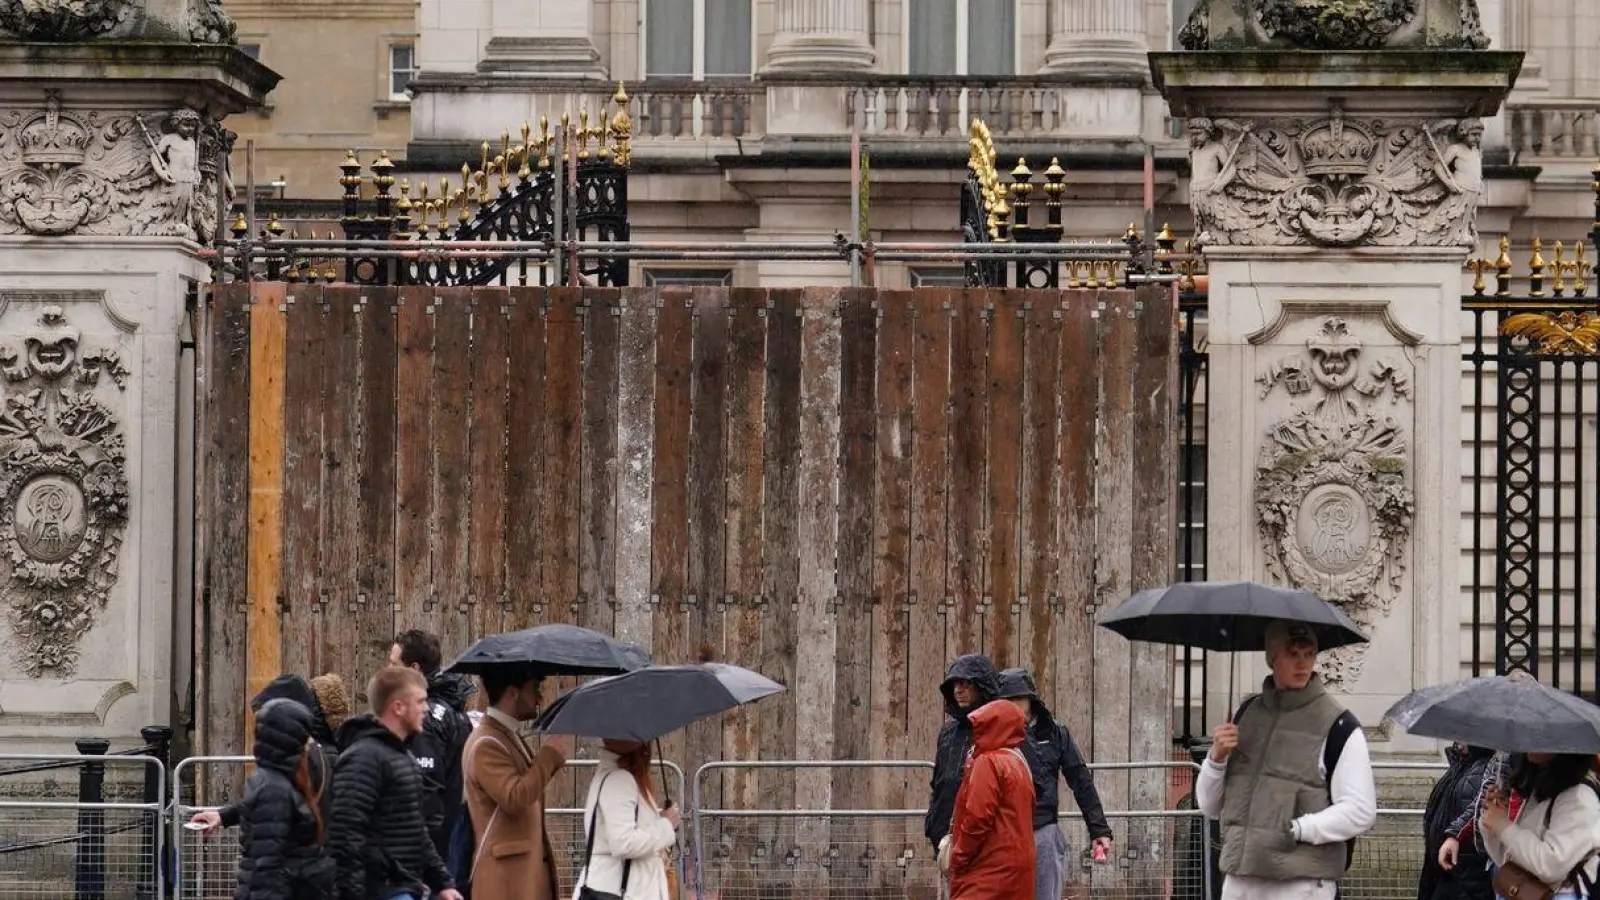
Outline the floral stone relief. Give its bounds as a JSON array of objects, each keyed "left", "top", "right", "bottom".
[
  {"left": 1256, "top": 317, "right": 1415, "bottom": 687},
  {"left": 1188, "top": 106, "right": 1483, "bottom": 249},
  {"left": 0, "top": 0, "right": 238, "bottom": 43},
  {"left": 0, "top": 91, "right": 236, "bottom": 242},
  {"left": 0, "top": 305, "right": 130, "bottom": 677},
  {"left": 1178, "top": 0, "right": 1489, "bottom": 51}
]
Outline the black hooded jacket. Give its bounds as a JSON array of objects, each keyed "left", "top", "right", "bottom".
[
  {"left": 235, "top": 699, "right": 326, "bottom": 900},
  {"left": 326, "top": 715, "right": 454, "bottom": 900},
  {"left": 1419, "top": 745, "right": 1496, "bottom": 900},
  {"left": 998, "top": 668, "right": 1113, "bottom": 837},
  {"left": 220, "top": 675, "right": 336, "bottom": 830},
  {"left": 923, "top": 654, "right": 1002, "bottom": 848},
  {"left": 412, "top": 671, "right": 475, "bottom": 859}
]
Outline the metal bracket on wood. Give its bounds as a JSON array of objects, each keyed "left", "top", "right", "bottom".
[
  {"left": 423, "top": 592, "right": 439, "bottom": 613},
  {"left": 569, "top": 594, "right": 585, "bottom": 615},
  {"left": 680, "top": 593, "right": 695, "bottom": 613},
  {"left": 649, "top": 592, "right": 661, "bottom": 606},
  {"left": 718, "top": 594, "right": 735, "bottom": 612},
  {"left": 315, "top": 589, "right": 330, "bottom": 613},
  {"left": 498, "top": 593, "right": 512, "bottom": 612}
]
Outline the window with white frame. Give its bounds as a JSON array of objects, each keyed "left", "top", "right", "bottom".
[
  {"left": 907, "top": 0, "right": 1015, "bottom": 75},
  {"left": 239, "top": 42, "right": 261, "bottom": 60},
  {"left": 644, "top": 0, "right": 753, "bottom": 77},
  {"left": 389, "top": 43, "right": 416, "bottom": 101},
  {"left": 642, "top": 267, "right": 735, "bottom": 286},
  {"left": 1177, "top": 442, "right": 1206, "bottom": 580}
]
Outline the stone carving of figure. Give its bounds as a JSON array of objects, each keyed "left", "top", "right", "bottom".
[
  {"left": 1434, "top": 118, "right": 1483, "bottom": 198},
  {"left": 1188, "top": 117, "right": 1256, "bottom": 239},
  {"left": 149, "top": 110, "right": 202, "bottom": 240}
]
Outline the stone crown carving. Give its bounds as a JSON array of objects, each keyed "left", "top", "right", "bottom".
[
  {"left": 1187, "top": 106, "right": 1483, "bottom": 248},
  {"left": 1179, "top": 0, "right": 1489, "bottom": 51}
]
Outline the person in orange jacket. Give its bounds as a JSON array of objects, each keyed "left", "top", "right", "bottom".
[{"left": 948, "top": 699, "right": 1037, "bottom": 900}]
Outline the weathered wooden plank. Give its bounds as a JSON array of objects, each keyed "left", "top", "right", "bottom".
[
  {"left": 204, "top": 282, "right": 252, "bottom": 763},
  {"left": 1092, "top": 290, "right": 1137, "bottom": 819},
  {"left": 246, "top": 282, "right": 288, "bottom": 745},
  {"left": 685, "top": 286, "right": 729, "bottom": 809},
  {"left": 395, "top": 286, "right": 437, "bottom": 637},
  {"left": 542, "top": 287, "right": 584, "bottom": 633},
  {"left": 1054, "top": 291, "right": 1098, "bottom": 762},
  {"left": 870, "top": 289, "right": 913, "bottom": 806},
  {"left": 280, "top": 286, "right": 326, "bottom": 679},
  {"left": 834, "top": 287, "right": 876, "bottom": 818},
  {"left": 985, "top": 290, "right": 1023, "bottom": 669},
  {"left": 579, "top": 288, "right": 621, "bottom": 640},
  {"left": 757, "top": 287, "right": 802, "bottom": 881},
  {"left": 318, "top": 288, "right": 364, "bottom": 691},
  {"left": 467, "top": 289, "right": 510, "bottom": 644},
  {"left": 613, "top": 288, "right": 656, "bottom": 652},
  {"left": 432, "top": 287, "right": 474, "bottom": 660},
  {"left": 505, "top": 287, "right": 548, "bottom": 632},
  {"left": 1019, "top": 290, "right": 1063, "bottom": 708},
  {"left": 651, "top": 288, "right": 693, "bottom": 781},
  {"left": 354, "top": 287, "right": 400, "bottom": 699},
  {"left": 947, "top": 289, "right": 986, "bottom": 657},
  {"left": 722, "top": 287, "right": 768, "bottom": 815},
  {"left": 908, "top": 288, "right": 951, "bottom": 775}
]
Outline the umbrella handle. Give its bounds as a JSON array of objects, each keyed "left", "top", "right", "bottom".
[{"left": 655, "top": 738, "right": 672, "bottom": 808}]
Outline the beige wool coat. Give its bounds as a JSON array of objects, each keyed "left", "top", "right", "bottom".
[{"left": 463, "top": 715, "right": 568, "bottom": 900}]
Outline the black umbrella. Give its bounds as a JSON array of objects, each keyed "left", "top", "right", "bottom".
[
  {"left": 533, "top": 662, "right": 786, "bottom": 743},
  {"left": 1385, "top": 675, "right": 1600, "bottom": 754},
  {"left": 1097, "top": 580, "right": 1369, "bottom": 708},
  {"left": 443, "top": 624, "right": 651, "bottom": 677}
]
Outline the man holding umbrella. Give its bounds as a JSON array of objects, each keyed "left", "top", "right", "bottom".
[{"left": 1197, "top": 621, "right": 1377, "bottom": 900}]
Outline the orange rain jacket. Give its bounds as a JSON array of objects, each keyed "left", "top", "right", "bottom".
[{"left": 948, "top": 699, "right": 1037, "bottom": 900}]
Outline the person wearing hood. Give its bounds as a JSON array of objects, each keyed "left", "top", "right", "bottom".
[
  {"left": 1420, "top": 744, "right": 1496, "bottom": 900},
  {"left": 926, "top": 654, "right": 1003, "bottom": 861},
  {"left": 947, "top": 699, "right": 1037, "bottom": 900},
  {"left": 326, "top": 666, "right": 461, "bottom": 900},
  {"left": 997, "top": 667, "right": 1113, "bottom": 900},
  {"left": 1197, "top": 620, "right": 1377, "bottom": 900},
  {"left": 391, "top": 629, "right": 477, "bottom": 859},
  {"left": 204, "top": 698, "right": 334, "bottom": 900}
]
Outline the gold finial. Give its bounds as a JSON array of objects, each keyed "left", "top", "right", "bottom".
[
  {"left": 499, "top": 132, "right": 512, "bottom": 191},
  {"left": 1466, "top": 257, "right": 1490, "bottom": 296},
  {"left": 609, "top": 82, "right": 634, "bottom": 167},
  {"left": 1157, "top": 223, "right": 1175, "bottom": 244},
  {"left": 577, "top": 109, "right": 591, "bottom": 160},
  {"left": 438, "top": 176, "right": 452, "bottom": 226},
  {"left": 1529, "top": 236, "right": 1547, "bottom": 298},
  {"left": 1553, "top": 241, "right": 1568, "bottom": 296},
  {"left": 1124, "top": 222, "right": 1140, "bottom": 242},
  {"left": 230, "top": 211, "right": 247, "bottom": 238},
  {"left": 458, "top": 187, "right": 472, "bottom": 224},
  {"left": 1577, "top": 242, "right": 1591, "bottom": 297},
  {"left": 1591, "top": 157, "right": 1600, "bottom": 195},
  {"left": 266, "top": 212, "right": 284, "bottom": 238},
  {"left": 1495, "top": 236, "right": 1513, "bottom": 297},
  {"left": 1012, "top": 157, "right": 1031, "bottom": 181},
  {"left": 538, "top": 116, "right": 552, "bottom": 169}
]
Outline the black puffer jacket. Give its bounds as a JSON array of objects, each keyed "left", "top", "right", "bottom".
[
  {"left": 412, "top": 671, "right": 475, "bottom": 859},
  {"left": 236, "top": 699, "right": 326, "bottom": 900},
  {"left": 924, "top": 654, "right": 1002, "bottom": 848},
  {"left": 998, "top": 668, "right": 1113, "bottom": 838},
  {"left": 1420, "top": 744, "right": 1496, "bottom": 900},
  {"left": 326, "top": 715, "right": 454, "bottom": 900},
  {"left": 221, "top": 676, "right": 336, "bottom": 830}
]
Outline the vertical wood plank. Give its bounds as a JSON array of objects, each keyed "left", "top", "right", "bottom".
[
  {"left": 354, "top": 287, "right": 400, "bottom": 704},
  {"left": 542, "top": 287, "right": 585, "bottom": 635},
  {"left": 579, "top": 288, "right": 622, "bottom": 640},
  {"left": 686, "top": 286, "right": 729, "bottom": 808},
  {"left": 1054, "top": 291, "right": 1099, "bottom": 763},
  {"left": 651, "top": 287, "right": 693, "bottom": 776},
  {"left": 723, "top": 287, "right": 768, "bottom": 814},
  {"left": 246, "top": 281, "right": 288, "bottom": 745},
  {"left": 505, "top": 287, "right": 548, "bottom": 633},
  {"left": 205, "top": 283, "right": 252, "bottom": 765},
  {"left": 985, "top": 290, "right": 1023, "bottom": 668},
  {"left": 908, "top": 288, "right": 951, "bottom": 781},
  {"left": 947, "top": 289, "right": 986, "bottom": 657},
  {"left": 395, "top": 286, "right": 437, "bottom": 638},
  {"left": 318, "top": 287, "right": 366, "bottom": 692},
  {"left": 1019, "top": 290, "right": 1063, "bottom": 708},
  {"left": 432, "top": 287, "right": 474, "bottom": 659},
  {"left": 467, "top": 289, "right": 510, "bottom": 644},
  {"left": 1092, "top": 290, "right": 1137, "bottom": 820},
  {"left": 614, "top": 287, "right": 657, "bottom": 652},
  {"left": 280, "top": 286, "right": 327, "bottom": 678},
  {"left": 834, "top": 287, "right": 877, "bottom": 814}
]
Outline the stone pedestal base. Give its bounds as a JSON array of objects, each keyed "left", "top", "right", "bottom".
[
  {"left": 762, "top": 35, "right": 876, "bottom": 74},
  {"left": 478, "top": 36, "right": 606, "bottom": 77}
]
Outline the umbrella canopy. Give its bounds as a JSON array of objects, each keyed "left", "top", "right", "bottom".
[
  {"left": 533, "top": 663, "right": 786, "bottom": 743},
  {"left": 443, "top": 624, "right": 651, "bottom": 677},
  {"left": 1384, "top": 675, "right": 1600, "bottom": 754},
  {"left": 1096, "top": 580, "right": 1368, "bottom": 653}
]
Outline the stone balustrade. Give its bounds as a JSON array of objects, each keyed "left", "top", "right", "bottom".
[{"left": 1505, "top": 100, "right": 1600, "bottom": 161}]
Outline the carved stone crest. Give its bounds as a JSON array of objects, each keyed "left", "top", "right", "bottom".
[
  {"left": 1188, "top": 105, "right": 1483, "bottom": 248},
  {"left": 1256, "top": 317, "right": 1415, "bottom": 686},
  {"left": 1178, "top": 0, "right": 1489, "bottom": 50},
  {"left": 0, "top": 91, "right": 235, "bottom": 242},
  {"left": 1257, "top": 0, "right": 1416, "bottom": 49},
  {"left": 0, "top": 0, "right": 135, "bottom": 41},
  {"left": 0, "top": 306, "right": 129, "bottom": 676}
]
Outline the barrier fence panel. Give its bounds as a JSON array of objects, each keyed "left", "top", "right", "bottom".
[
  {"left": 1340, "top": 810, "right": 1427, "bottom": 900},
  {"left": 172, "top": 756, "right": 253, "bottom": 900},
  {"left": 545, "top": 759, "right": 688, "bottom": 891},
  {"left": 0, "top": 754, "right": 165, "bottom": 900}
]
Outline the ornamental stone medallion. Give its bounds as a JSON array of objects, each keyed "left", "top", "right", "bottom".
[
  {"left": 0, "top": 305, "right": 130, "bottom": 676},
  {"left": 1256, "top": 317, "right": 1415, "bottom": 686}
]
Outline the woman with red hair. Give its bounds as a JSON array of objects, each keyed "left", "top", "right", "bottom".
[{"left": 576, "top": 739, "right": 683, "bottom": 900}]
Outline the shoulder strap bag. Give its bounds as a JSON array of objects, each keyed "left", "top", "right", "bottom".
[
  {"left": 577, "top": 772, "right": 638, "bottom": 900},
  {"left": 1491, "top": 781, "right": 1600, "bottom": 900}
]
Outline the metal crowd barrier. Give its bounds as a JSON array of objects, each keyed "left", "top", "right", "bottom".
[
  {"left": 545, "top": 758, "right": 688, "bottom": 892},
  {"left": 0, "top": 751, "right": 166, "bottom": 900}
]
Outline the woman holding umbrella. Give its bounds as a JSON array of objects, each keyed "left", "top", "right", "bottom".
[
  {"left": 1478, "top": 753, "right": 1600, "bottom": 900},
  {"left": 575, "top": 740, "right": 683, "bottom": 900}
]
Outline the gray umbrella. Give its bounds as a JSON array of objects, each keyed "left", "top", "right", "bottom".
[
  {"left": 1384, "top": 675, "right": 1600, "bottom": 753},
  {"left": 443, "top": 624, "right": 651, "bottom": 677},
  {"left": 532, "top": 662, "right": 786, "bottom": 743}
]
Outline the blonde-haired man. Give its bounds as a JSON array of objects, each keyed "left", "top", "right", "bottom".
[{"left": 326, "top": 666, "right": 462, "bottom": 900}]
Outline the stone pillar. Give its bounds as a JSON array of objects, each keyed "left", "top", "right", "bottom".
[
  {"left": 761, "top": 0, "right": 875, "bottom": 73},
  {"left": 1040, "top": 0, "right": 1147, "bottom": 76},
  {"left": 0, "top": 3, "right": 275, "bottom": 753},
  {"left": 480, "top": 0, "right": 607, "bottom": 76},
  {"left": 1152, "top": 40, "right": 1520, "bottom": 754}
]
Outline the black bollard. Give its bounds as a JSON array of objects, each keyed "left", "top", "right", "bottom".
[
  {"left": 74, "top": 738, "right": 110, "bottom": 900},
  {"left": 137, "top": 726, "right": 173, "bottom": 900}
]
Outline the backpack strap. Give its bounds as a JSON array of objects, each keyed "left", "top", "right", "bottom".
[
  {"left": 1322, "top": 710, "right": 1362, "bottom": 871},
  {"left": 1232, "top": 695, "right": 1259, "bottom": 724}
]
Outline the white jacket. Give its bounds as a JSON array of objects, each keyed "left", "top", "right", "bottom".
[
  {"left": 575, "top": 751, "right": 678, "bottom": 900},
  {"left": 1484, "top": 782, "right": 1600, "bottom": 891}
]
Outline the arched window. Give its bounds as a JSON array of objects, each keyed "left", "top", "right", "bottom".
[
  {"left": 907, "top": 0, "right": 1015, "bottom": 75},
  {"left": 644, "top": 0, "right": 753, "bottom": 76}
]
